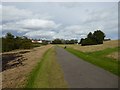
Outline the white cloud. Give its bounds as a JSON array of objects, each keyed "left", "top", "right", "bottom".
[
  {"left": 2, "top": 6, "right": 33, "bottom": 21},
  {"left": 0, "top": 25, "right": 2, "bottom": 32},
  {"left": 3, "top": 18, "right": 61, "bottom": 34},
  {"left": 0, "top": 4, "right": 2, "bottom": 8},
  {"left": 2, "top": 0, "right": 119, "bottom": 2},
  {"left": 63, "top": 25, "right": 94, "bottom": 35},
  {"left": 2, "top": 3, "right": 118, "bottom": 40},
  {"left": 0, "top": 25, "right": 2, "bottom": 29},
  {"left": 63, "top": 25, "right": 85, "bottom": 34},
  {"left": 52, "top": 25, "right": 91, "bottom": 40},
  {"left": 2, "top": 5, "right": 52, "bottom": 22},
  {"left": 2, "top": 5, "right": 60, "bottom": 34},
  {"left": 83, "top": 7, "right": 117, "bottom": 24},
  {"left": 3, "top": 22, "right": 29, "bottom": 33},
  {"left": 23, "top": 24, "right": 88, "bottom": 40},
  {"left": 0, "top": 4, "right": 2, "bottom": 25},
  {"left": 20, "top": 19, "right": 61, "bottom": 30},
  {"left": 24, "top": 30, "right": 56, "bottom": 39}
]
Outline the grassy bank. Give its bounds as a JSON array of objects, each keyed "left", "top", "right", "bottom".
[
  {"left": 26, "top": 47, "right": 68, "bottom": 88},
  {"left": 59, "top": 40, "right": 119, "bottom": 52},
  {"left": 66, "top": 47, "right": 120, "bottom": 76}
]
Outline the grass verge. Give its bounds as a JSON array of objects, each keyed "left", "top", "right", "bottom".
[
  {"left": 65, "top": 47, "right": 120, "bottom": 76},
  {"left": 26, "top": 47, "right": 68, "bottom": 88}
]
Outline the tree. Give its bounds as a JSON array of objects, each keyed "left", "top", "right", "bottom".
[
  {"left": 3, "top": 33, "right": 15, "bottom": 51},
  {"left": 80, "top": 30, "right": 106, "bottom": 46},
  {"left": 79, "top": 38, "right": 84, "bottom": 44},
  {"left": 69, "top": 39, "right": 75, "bottom": 44},
  {"left": 65, "top": 40, "right": 69, "bottom": 44},
  {"left": 2, "top": 33, "right": 33, "bottom": 52},
  {"left": 14, "top": 36, "right": 22, "bottom": 49},
  {"left": 81, "top": 38, "right": 97, "bottom": 46},
  {"left": 87, "top": 32, "right": 93, "bottom": 39},
  {"left": 51, "top": 39, "right": 78, "bottom": 44},
  {"left": 20, "top": 36, "right": 33, "bottom": 49},
  {"left": 93, "top": 30, "right": 105, "bottom": 44},
  {"left": 74, "top": 39, "right": 78, "bottom": 44},
  {"left": 52, "top": 39, "right": 62, "bottom": 44}
]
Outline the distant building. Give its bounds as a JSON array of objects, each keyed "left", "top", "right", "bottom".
[
  {"left": 37, "top": 40, "right": 42, "bottom": 43},
  {"left": 32, "top": 40, "right": 42, "bottom": 43}
]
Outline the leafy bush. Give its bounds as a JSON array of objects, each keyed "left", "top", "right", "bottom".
[
  {"left": 2, "top": 33, "right": 33, "bottom": 52},
  {"left": 81, "top": 38, "right": 97, "bottom": 46},
  {"left": 80, "top": 30, "right": 105, "bottom": 46},
  {"left": 52, "top": 39, "right": 62, "bottom": 44}
]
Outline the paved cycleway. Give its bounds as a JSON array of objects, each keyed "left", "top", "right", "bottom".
[{"left": 56, "top": 47, "right": 118, "bottom": 88}]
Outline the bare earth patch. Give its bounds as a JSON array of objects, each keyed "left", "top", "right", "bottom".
[
  {"left": 2, "top": 45, "right": 53, "bottom": 88},
  {"left": 106, "top": 52, "right": 119, "bottom": 60},
  {"left": 64, "top": 40, "right": 119, "bottom": 52}
]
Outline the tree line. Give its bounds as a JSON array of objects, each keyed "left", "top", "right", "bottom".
[
  {"left": 2, "top": 33, "right": 33, "bottom": 52},
  {"left": 51, "top": 39, "right": 78, "bottom": 44},
  {"left": 2, "top": 30, "right": 106, "bottom": 52},
  {"left": 51, "top": 30, "right": 106, "bottom": 46}
]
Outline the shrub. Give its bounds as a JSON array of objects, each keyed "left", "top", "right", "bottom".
[
  {"left": 80, "top": 30, "right": 105, "bottom": 46},
  {"left": 2, "top": 33, "right": 33, "bottom": 52}
]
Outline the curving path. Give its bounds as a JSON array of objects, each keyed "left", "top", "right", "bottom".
[{"left": 56, "top": 47, "right": 118, "bottom": 88}]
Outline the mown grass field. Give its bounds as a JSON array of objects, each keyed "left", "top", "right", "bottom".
[
  {"left": 60, "top": 40, "right": 120, "bottom": 76},
  {"left": 26, "top": 47, "right": 68, "bottom": 88}
]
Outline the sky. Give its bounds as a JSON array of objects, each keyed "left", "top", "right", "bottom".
[{"left": 1, "top": 1, "right": 118, "bottom": 40}]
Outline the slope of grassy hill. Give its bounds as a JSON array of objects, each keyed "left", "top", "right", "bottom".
[{"left": 63, "top": 40, "right": 119, "bottom": 52}]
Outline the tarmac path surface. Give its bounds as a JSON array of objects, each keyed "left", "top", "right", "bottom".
[{"left": 56, "top": 47, "right": 118, "bottom": 88}]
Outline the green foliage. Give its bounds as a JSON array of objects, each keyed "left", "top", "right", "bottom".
[
  {"left": 80, "top": 30, "right": 105, "bottom": 46},
  {"left": 68, "top": 39, "right": 78, "bottom": 44},
  {"left": 32, "top": 43, "right": 42, "bottom": 47},
  {"left": 52, "top": 39, "right": 62, "bottom": 44},
  {"left": 79, "top": 38, "right": 84, "bottom": 44},
  {"left": 2, "top": 33, "right": 33, "bottom": 52},
  {"left": 2, "top": 33, "right": 15, "bottom": 51},
  {"left": 0, "top": 38, "right": 2, "bottom": 52},
  {"left": 93, "top": 30, "right": 105, "bottom": 44},
  {"left": 87, "top": 32, "right": 93, "bottom": 39},
  {"left": 81, "top": 38, "right": 97, "bottom": 46},
  {"left": 52, "top": 39, "right": 78, "bottom": 44}
]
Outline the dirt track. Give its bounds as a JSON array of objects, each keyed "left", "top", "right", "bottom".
[{"left": 56, "top": 47, "right": 118, "bottom": 88}]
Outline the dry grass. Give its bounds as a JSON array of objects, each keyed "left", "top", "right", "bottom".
[
  {"left": 2, "top": 45, "right": 53, "bottom": 88},
  {"left": 63, "top": 40, "right": 119, "bottom": 52},
  {"left": 106, "top": 52, "right": 119, "bottom": 60}
]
